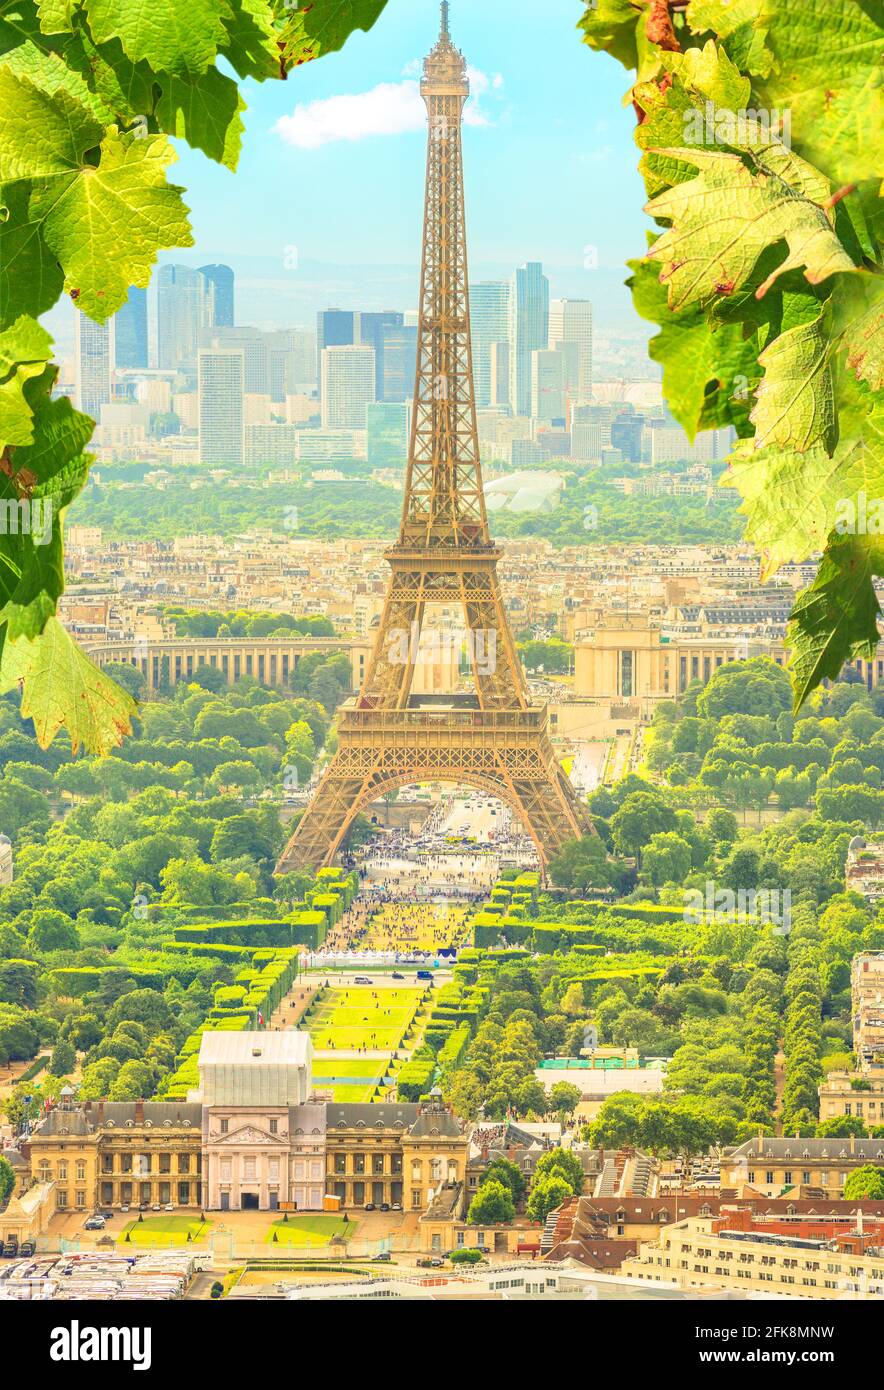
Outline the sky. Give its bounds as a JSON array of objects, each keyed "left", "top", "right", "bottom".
[{"left": 54, "top": 0, "right": 652, "bottom": 345}]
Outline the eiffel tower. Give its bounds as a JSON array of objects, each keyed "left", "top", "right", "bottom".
[{"left": 277, "top": 1, "right": 590, "bottom": 873}]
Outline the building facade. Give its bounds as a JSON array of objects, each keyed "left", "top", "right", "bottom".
[{"left": 509, "top": 262, "right": 549, "bottom": 418}]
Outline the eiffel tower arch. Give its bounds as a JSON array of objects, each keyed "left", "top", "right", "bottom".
[{"left": 277, "top": 2, "right": 591, "bottom": 874}]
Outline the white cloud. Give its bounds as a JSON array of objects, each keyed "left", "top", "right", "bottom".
[{"left": 274, "top": 70, "right": 504, "bottom": 150}]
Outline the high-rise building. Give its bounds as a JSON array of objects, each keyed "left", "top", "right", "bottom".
[
  {"left": 367, "top": 402, "right": 410, "bottom": 468},
  {"left": 379, "top": 323, "right": 418, "bottom": 402},
  {"left": 358, "top": 312, "right": 404, "bottom": 397},
  {"left": 316, "top": 310, "right": 357, "bottom": 384},
  {"left": 114, "top": 287, "right": 148, "bottom": 369},
  {"left": 509, "top": 261, "right": 549, "bottom": 417},
  {"left": 198, "top": 347, "right": 244, "bottom": 466},
  {"left": 158, "top": 265, "right": 215, "bottom": 374},
  {"left": 531, "top": 348, "right": 566, "bottom": 423},
  {"left": 548, "top": 298, "right": 593, "bottom": 403},
  {"left": 470, "top": 281, "right": 509, "bottom": 407},
  {"left": 320, "top": 346, "right": 376, "bottom": 429},
  {"left": 489, "top": 340, "right": 510, "bottom": 409},
  {"left": 75, "top": 313, "right": 114, "bottom": 419},
  {"left": 572, "top": 402, "right": 616, "bottom": 463},
  {"left": 198, "top": 264, "right": 235, "bottom": 326},
  {"left": 201, "top": 327, "right": 269, "bottom": 394}
]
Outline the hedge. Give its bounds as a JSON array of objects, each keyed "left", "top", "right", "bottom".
[{"left": 396, "top": 1057, "right": 436, "bottom": 1101}]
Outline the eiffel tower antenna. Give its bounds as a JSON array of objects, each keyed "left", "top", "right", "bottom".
[{"left": 277, "top": 7, "right": 591, "bottom": 874}]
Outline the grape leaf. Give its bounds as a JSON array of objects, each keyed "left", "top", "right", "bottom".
[
  {"left": 839, "top": 278, "right": 884, "bottom": 394},
  {"left": 36, "top": 0, "right": 80, "bottom": 33},
  {"left": 83, "top": 0, "right": 229, "bottom": 75},
  {"left": 0, "top": 615, "right": 136, "bottom": 753},
  {"left": 30, "top": 127, "right": 193, "bottom": 319},
  {"left": 725, "top": 421, "right": 884, "bottom": 579},
  {"left": 0, "top": 315, "right": 53, "bottom": 447},
  {"left": 759, "top": 0, "right": 884, "bottom": 188},
  {"left": 787, "top": 534, "right": 884, "bottom": 709},
  {"left": 749, "top": 309, "right": 836, "bottom": 453},
  {"left": 0, "top": 179, "right": 64, "bottom": 329},
  {"left": 218, "top": 0, "right": 279, "bottom": 80},
  {"left": 645, "top": 147, "right": 857, "bottom": 310},
  {"left": 0, "top": 68, "right": 103, "bottom": 179},
  {"left": 580, "top": 0, "right": 645, "bottom": 73},
  {"left": 0, "top": 27, "right": 113, "bottom": 123},
  {"left": 155, "top": 67, "right": 245, "bottom": 170},
  {"left": 277, "top": 0, "right": 388, "bottom": 71},
  {"left": 685, "top": 0, "right": 773, "bottom": 78},
  {"left": 629, "top": 256, "right": 759, "bottom": 439}
]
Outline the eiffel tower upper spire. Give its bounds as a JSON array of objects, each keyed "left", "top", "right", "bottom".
[{"left": 440, "top": 0, "right": 450, "bottom": 41}]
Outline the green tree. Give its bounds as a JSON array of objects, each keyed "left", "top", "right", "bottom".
[
  {"left": 533, "top": 1147, "right": 585, "bottom": 1196},
  {"left": 0, "top": 1154, "right": 15, "bottom": 1208},
  {"left": 549, "top": 1081, "right": 583, "bottom": 1118},
  {"left": 466, "top": 1178, "right": 515, "bottom": 1226},
  {"left": 526, "top": 1174, "right": 572, "bottom": 1224},
  {"left": 481, "top": 1158, "right": 527, "bottom": 1205},
  {"left": 843, "top": 1166, "right": 884, "bottom": 1199}
]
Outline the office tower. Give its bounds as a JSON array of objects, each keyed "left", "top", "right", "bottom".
[
  {"left": 74, "top": 313, "right": 114, "bottom": 418},
  {"left": 531, "top": 348, "right": 566, "bottom": 422},
  {"left": 470, "top": 281, "right": 509, "bottom": 407},
  {"left": 201, "top": 326, "right": 269, "bottom": 394},
  {"left": 198, "top": 264, "right": 235, "bottom": 326},
  {"left": 509, "top": 261, "right": 549, "bottom": 417},
  {"left": 198, "top": 347, "right": 244, "bottom": 465},
  {"left": 114, "top": 287, "right": 148, "bottom": 369},
  {"left": 316, "top": 309, "right": 356, "bottom": 384},
  {"left": 379, "top": 323, "right": 418, "bottom": 402},
  {"left": 367, "top": 402, "right": 410, "bottom": 468},
  {"left": 157, "top": 265, "right": 214, "bottom": 373},
  {"left": 290, "top": 331, "right": 317, "bottom": 392},
  {"left": 358, "top": 311, "right": 404, "bottom": 396},
  {"left": 320, "top": 345, "right": 376, "bottom": 428},
  {"left": 611, "top": 409, "right": 644, "bottom": 463},
  {"left": 489, "top": 340, "right": 510, "bottom": 408},
  {"left": 548, "top": 298, "right": 593, "bottom": 403}
]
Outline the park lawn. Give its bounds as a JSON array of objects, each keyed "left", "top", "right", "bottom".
[
  {"left": 329, "top": 1083, "right": 379, "bottom": 1102},
  {"left": 305, "top": 987, "right": 422, "bottom": 1052},
  {"left": 118, "top": 1214, "right": 211, "bottom": 1246},
  {"left": 266, "top": 1213, "right": 355, "bottom": 1247},
  {"left": 311, "top": 1059, "right": 385, "bottom": 1079}
]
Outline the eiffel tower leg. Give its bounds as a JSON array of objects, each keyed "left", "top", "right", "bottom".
[{"left": 278, "top": 754, "right": 381, "bottom": 871}]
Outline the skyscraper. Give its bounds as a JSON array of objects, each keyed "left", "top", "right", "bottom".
[
  {"left": 320, "top": 346, "right": 376, "bottom": 429},
  {"left": 316, "top": 310, "right": 356, "bottom": 385},
  {"left": 201, "top": 326, "right": 269, "bottom": 394},
  {"left": 198, "top": 264, "right": 235, "bottom": 326},
  {"left": 531, "top": 349, "right": 566, "bottom": 423},
  {"left": 114, "top": 287, "right": 148, "bottom": 369},
  {"left": 198, "top": 347, "right": 244, "bottom": 465},
  {"left": 158, "top": 265, "right": 215, "bottom": 374},
  {"left": 379, "top": 323, "right": 418, "bottom": 402},
  {"left": 509, "top": 262, "right": 549, "bottom": 418},
  {"left": 75, "top": 313, "right": 114, "bottom": 419},
  {"left": 548, "top": 298, "right": 593, "bottom": 404},
  {"left": 470, "top": 281, "right": 509, "bottom": 407},
  {"left": 489, "top": 340, "right": 510, "bottom": 409}
]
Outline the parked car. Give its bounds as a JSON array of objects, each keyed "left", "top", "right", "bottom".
[
  {"left": 83, "top": 1217, "right": 105, "bottom": 1231},
  {"left": 364, "top": 1202, "right": 376, "bottom": 1212},
  {"left": 95, "top": 1210, "right": 114, "bottom": 1220},
  {"left": 429, "top": 1257, "right": 444, "bottom": 1267},
  {"left": 151, "top": 1203, "right": 161, "bottom": 1212},
  {"left": 164, "top": 1203, "right": 175, "bottom": 1212},
  {"left": 416, "top": 970, "right": 433, "bottom": 981},
  {"left": 372, "top": 1252, "right": 392, "bottom": 1262},
  {"left": 391, "top": 972, "right": 405, "bottom": 980},
  {"left": 354, "top": 976, "right": 373, "bottom": 984},
  {"left": 2, "top": 1239, "right": 19, "bottom": 1258},
  {"left": 379, "top": 1202, "right": 391, "bottom": 1212},
  {"left": 391, "top": 1202, "right": 402, "bottom": 1212},
  {"left": 18, "top": 1241, "right": 35, "bottom": 1258},
  {"left": 137, "top": 1203, "right": 149, "bottom": 1211}
]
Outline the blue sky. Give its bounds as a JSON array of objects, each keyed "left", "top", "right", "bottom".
[{"left": 160, "top": 0, "right": 650, "bottom": 328}]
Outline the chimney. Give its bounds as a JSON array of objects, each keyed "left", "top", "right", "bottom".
[
  {"left": 756, "top": 1131, "right": 764, "bottom": 1155},
  {"left": 135, "top": 1099, "right": 144, "bottom": 1125},
  {"left": 97, "top": 1100, "right": 104, "bottom": 1126},
  {"left": 850, "top": 1133, "right": 856, "bottom": 1155}
]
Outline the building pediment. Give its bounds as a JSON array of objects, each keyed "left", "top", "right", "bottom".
[{"left": 213, "top": 1125, "right": 287, "bottom": 1147}]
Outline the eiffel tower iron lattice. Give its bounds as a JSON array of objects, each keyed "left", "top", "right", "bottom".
[{"left": 277, "top": 3, "right": 591, "bottom": 873}]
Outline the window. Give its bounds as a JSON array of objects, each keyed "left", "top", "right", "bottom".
[
  {"left": 57, "top": 1163, "right": 67, "bottom": 1181},
  {"left": 76, "top": 1162, "right": 86, "bottom": 1181},
  {"left": 75, "top": 1191, "right": 86, "bottom": 1208},
  {"left": 269, "top": 1119, "right": 278, "bottom": 1136},
  {"left": 178, "top": 1154, "right": 190, "bottom": 1174},
  {"left": 219, "top": 1119, "right": 229, "bottom": 1135},
  {"left": 56, "top": 1191, "right": 68, "bottom": 1209}
]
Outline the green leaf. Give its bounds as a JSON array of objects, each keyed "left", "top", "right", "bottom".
[
  {"left": 277, "top": 0, "right": 388, "bottom": 71},
  {"left": 749, "top": 309, "right": 836, "bottom": 453},
  {"left": 0, "top": 615, "right": 136, "bottom": 753},
  {"left": 155, "top": 67, "right": 245, "bottom": 170},
  {"left": 0, "top": 180, "right": 64, "bottom": 330},
  {"left": 36, "top": 0, "right": 80, "bottom": 33},
  {"left": 0, "top": 314, "right": 53, "bottom": 447},
  {"left": 0, "top": 26, "right": 113, "bottom": 123},
  {"left": 787, "top": 535, "right": 884, "bottom": 709},
  {"left": 839, "top": 277, "right": 884, "bottom": 394},
  {"left": 217, "top": 0, "right": 278, "bottom": 80},
  {"left": 83, "top": 0, "right": 229, "bottom": 74},
  {"left": 645, "top": 147, "right": 857, "bottom": 311},
  {"left": 759, "top": 0, "right": 884, "bottom": 188},
  {"left": 628, "top": 256, "right": 759, "bottom": 439},
  {"left": 579, "top": 0, "right": 643, "bottom": 72},
  {"left": 31, "top": 127, "right": 193, "bottom": 319},
  {"left": 0, "top": 68, "right": 103, "bottom": 179},
  {"left": 685, "top": 0, "right": 773, "bottom": 77}
]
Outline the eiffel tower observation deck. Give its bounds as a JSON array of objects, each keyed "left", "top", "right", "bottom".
[{"left": 277, "top": 3, "right": 590, "bottom": 872}]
